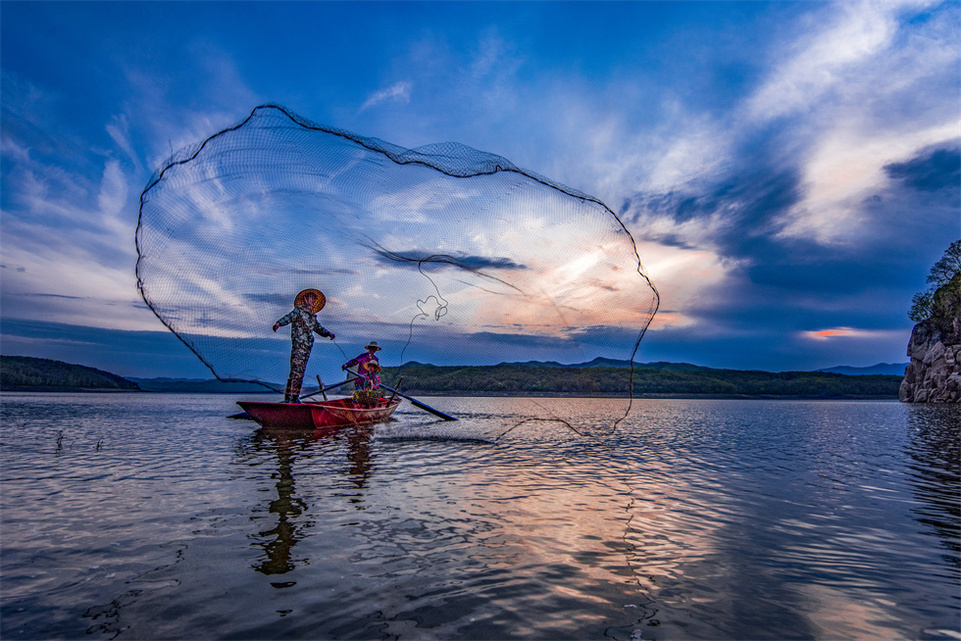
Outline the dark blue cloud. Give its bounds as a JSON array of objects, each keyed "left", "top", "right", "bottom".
[
  {"left": 22, "top": 292, "right": 86, "bottom": 301},
  {"left": 0, "top": 318, "right": 639, "bottom": 376},
  {"left": 243, "top": 292, "right": 295, "bottom": 308},
  {"left": 624, "top": 151, "right": 803, "bottom": 262},
  {"left": 369, "top": 247, "right": 526, "bottom": 271},
  {"left": 639, "top": 323, "right": 907, "bottom": 372},
  {"left": 622, "top": 129, "right": 958, "bottom": 369},
  {"left": 0, "top": 319, "right": 214, "bottom": 378},
  {"left": 884, "top": 145, "right": 961, "bottom": 193}
]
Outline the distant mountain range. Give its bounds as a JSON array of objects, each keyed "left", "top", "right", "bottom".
[
  {"left": 506, "top": 357, "right": 909, "bottom": 376},
  {"left": 499, "top": 357, "right": 707, "bottom": 371},
  {"left": 1, "top": 355, "right": 906, "bottom": 397},
  {"left": 815, "top": 363, "right": 909, "bottom": 376}
]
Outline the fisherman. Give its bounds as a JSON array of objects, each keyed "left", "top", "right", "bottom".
[
  {"left": 343, "top": 341, "right": 382, "bottom": 390},
  {"left": 273, "top": 288, "right": 335, "bottom": 403}
]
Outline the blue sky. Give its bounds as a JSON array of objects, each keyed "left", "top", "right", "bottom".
[{"left": 1, "top": 0, "right": 959, "bottom": 379}]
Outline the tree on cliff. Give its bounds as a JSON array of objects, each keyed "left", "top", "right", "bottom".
[
  {"left": 909, "top": 240, "right": 961, "bottom": 323},
  {"left": 900, "top": 240, "right": 961, "bottom": 403}
]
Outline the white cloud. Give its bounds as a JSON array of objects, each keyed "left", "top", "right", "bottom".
[
  {"left": 762, "top": 1, "right": 960, "bottom": 245},
  {"left": 638, "top": 106, "right": 732, "bottom": 194},
  {"left": 745, "top": 0, "right": 932, "bottom": 122},
  {"left": 98, "top": 160, "right": 131, "bottom": 237},
  {"left": 0, "top": 133, "right": 31, "bottom": 164},
  {"left": 776, "top": 120, "right": 959, "bottom": 245},
  {"left": 470, "top": 30, "right": 510, "bottom": 79},
  {"left": 0, "top": 152, "right": 149, "bottom": 329},
  {"left": 115, "top": 42, "right": 263, "bottom": 173},
  {"left": 0, "top": 212, "right": 154, "bottom": 330},
  {"left": 2, "top": 0, "right": 954, "bottom": 373},
  {"left": 629, "top": 237, "right": 741, "bottom": 332},
  {"left": 618, "top": 1, "right": 956, "bottom": 337},
  {"left": 105, "top": 114, "right": 137, "bottom": 166},
  {"left": 359, "top": 81, "right": 413, "bottom": 112}
]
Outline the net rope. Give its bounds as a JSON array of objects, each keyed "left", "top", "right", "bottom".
[{"left": 136, "top": 104, "right": 659, "bottom": 430}]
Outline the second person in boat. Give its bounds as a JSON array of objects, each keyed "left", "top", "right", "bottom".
[{"left": 343, "top": 341, "right": 382, "bottom": 390}]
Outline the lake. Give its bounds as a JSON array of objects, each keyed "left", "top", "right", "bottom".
[{"left": 1, "top": 393, "right": 958, "bottom": 640}]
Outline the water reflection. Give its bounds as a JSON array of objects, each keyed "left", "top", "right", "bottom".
[
  {"left": 343, "top": 426, "right": 374, "bottom": 492},
  {"left": 3, "top": 396, "right": 959, "bottom": 640},
  {"left": 246, "top": 424, "right": 375, "bottom": 581},
  {"left": 904, "top": 404, "right": 961, "bottom": 571},
  {"left": 251, "top": 430, "right": 305, "bottom": 576}
]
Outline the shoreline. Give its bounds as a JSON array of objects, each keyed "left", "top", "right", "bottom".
[{"left": 1, "top": 388, "right": 899, "bottom": 400}]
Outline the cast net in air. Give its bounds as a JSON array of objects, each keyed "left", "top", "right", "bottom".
[{"left": 135, "top": 105, "right": 659, "bottom": 429}]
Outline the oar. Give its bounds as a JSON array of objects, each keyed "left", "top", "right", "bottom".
[
  {"left": 316, "top": 375, "right": 328, "bottom": 401},
  {"left": 300, "top": 377, "right": 352, "bottom": 400},
  {"left": 379, "top": 382, "right": 457, "bottom": 421},
  {"left": 345, "top": 367, "right": 457, "bottom": 421},
  {"left": 387, "top": 377, "right": 403, "bottom": 403}
]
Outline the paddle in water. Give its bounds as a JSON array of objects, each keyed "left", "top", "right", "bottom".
[
  {"left": 346, "top": 368, "right": 456, "bottom": 421},
  {"left": 378, "top": 383, "right": 457, "bottom": 421}
]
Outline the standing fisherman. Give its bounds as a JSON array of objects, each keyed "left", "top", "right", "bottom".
[{"left": 273, "top": 288, "right": 335, "bottom": 403}]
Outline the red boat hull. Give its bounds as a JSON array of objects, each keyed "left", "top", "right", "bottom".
[
  {"left": 309, "top": 397, "right": 401, "bottom": 428},
  {"left": 238, "top": 397, "right": 401, "bottom": 429}
]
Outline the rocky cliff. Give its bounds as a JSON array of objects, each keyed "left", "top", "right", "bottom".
[{"left": 900, "top": 273, "right": 961, "bottom": 403}]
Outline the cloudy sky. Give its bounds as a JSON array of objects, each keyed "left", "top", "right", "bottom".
[{"left": 1, "top": 0, "right": 958, "bottom": 378}]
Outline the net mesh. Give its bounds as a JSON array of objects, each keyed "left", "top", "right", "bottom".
[{"left": 135, "top": 104, "right": 659, "bottom": 410}]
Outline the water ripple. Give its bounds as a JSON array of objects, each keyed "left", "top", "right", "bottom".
[{"left": 1, "top": 394, "right": 958, "bottom": 640}]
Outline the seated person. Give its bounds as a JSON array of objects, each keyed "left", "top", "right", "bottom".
[{"left": 343, "top": 341, "right": 382, "bottom": 390}]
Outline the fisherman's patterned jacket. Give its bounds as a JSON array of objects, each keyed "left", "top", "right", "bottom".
[{"left": 275, "top": 307, "right": 333, "bottom": 352}]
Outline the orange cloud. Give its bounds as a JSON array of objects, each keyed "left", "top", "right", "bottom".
[
  {"left": 813, "top": 328, "right": 855, "bottom": 338},
  {"left": 802, "top": 327, "right": 877, "bottom": 341}
]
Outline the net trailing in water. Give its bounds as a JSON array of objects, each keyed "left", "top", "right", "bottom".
[{"left": 135, "top": 104, "right": 659, "bottom": 393}]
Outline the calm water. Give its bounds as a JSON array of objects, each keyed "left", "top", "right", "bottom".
[{"left": 1, "top": 393, "right": 958, "bottom": 640}]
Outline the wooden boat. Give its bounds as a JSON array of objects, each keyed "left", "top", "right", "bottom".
[
  {"left": 309, "top": 396, "right": 401, "bottom": 428},
  {"left": 237, "top": 396, "right": 401, "bottom": 429}
]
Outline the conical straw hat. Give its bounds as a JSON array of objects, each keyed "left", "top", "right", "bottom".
[{"left": 294, "top": 288, "right": 326, "bottom": 313}]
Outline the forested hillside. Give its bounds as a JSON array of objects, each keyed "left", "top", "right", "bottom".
[
  {"left": 1, "top": 356, "right": 140, "bottom": 391},
  {"left": 381, "top": 363, "right": 902, "bottom": 398},
  {"left": 0, "top": 355, "right": 902, "bottom": 397}
]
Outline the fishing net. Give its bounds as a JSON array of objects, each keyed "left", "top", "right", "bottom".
[{"left": 135, "top": 105, "right": 658, "bottom": 416}]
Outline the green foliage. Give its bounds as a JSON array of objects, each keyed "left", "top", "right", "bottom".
[
  {"left": 0, "top": 355, "right": 901, "bottom": 397},
  {"left": 0, "top": 356, "right": 140, "bottom": 391},
  {"left": 910, "top": 240, "right": 961, "bottom": 322},
  {"left": 382, "top": 363, "right": 901, "bottom": 398},
  {"left": 909, "top": 290, "right": 934, "bottom": 323}
]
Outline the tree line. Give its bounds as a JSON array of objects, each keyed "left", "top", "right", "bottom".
[
  {"left": 1, "top": 356, "right": 140, "bottom": 391},
  {"left": 1, "top": 355, "right": 902, "bottom": 397},
  {"left": 381, "top": 363, "right": 902, "bottom": 398}
]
